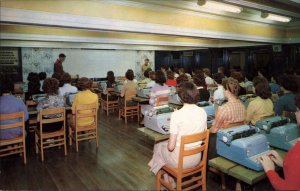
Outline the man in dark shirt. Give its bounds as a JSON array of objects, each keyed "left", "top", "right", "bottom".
[{"left": 54, "top": 53, "right": 66, "bottom": 76}]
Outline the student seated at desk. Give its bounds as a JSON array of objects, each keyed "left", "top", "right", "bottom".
[
  {"left": 119, "top": 70, "right": 138, "bottom": 108},
  {"left": 58, "top": 73, "right": 78, "bottom": 97},
  {"left": 245, "top": 76, "right": 274, "bottom": 125},
  {"left": 27, "top": 72, "right": 42, "bottom": 100},
  {"left": 101, "top": 71, "right": 118, "bottom": 101},
  {"left": 274, "top": 75, "right": 297, "bottom": 116},
  {"left": 39, "top": 72, "right": 47, "bottom": 92},
  {"left": 124, "top": 69, "right": 138, "bottom": 84},
  {"left": 165, "top": 70, "right": 177, "bottom": 87},
  {"left": 259, "top": 141, "right": 300, "bottom": 190},
  {"left": 209, "top": 77, "right": 245, "bottom": 159},
  {"left": 71, "top": 77, "right": 98, "bottom": 126},
  {"left": 138, "top": 69, "right": 152, "bottom": 88},
  {"left": 212, "top": 72, "right": 225, "bottom": 101},
  {"left": 37, "top": 78, "right": 65, "bottom": 132},
  {"left": 146, "top": 71, "right": 156, "bottom": 88},
  {"left": 148, "top": 82, "right": 207, "bottom": 188},
  {"left": 141, "top": 71, "right": 170, "bottom": 115},
  {"left": 203, "top": 68, "right": 214, "bottom": 86},
  {"left": 0, "top": 76, "right": 29, "bottom": 140},
  {"left": 193, "top": 73, "right": 210, "bottom": 102}
]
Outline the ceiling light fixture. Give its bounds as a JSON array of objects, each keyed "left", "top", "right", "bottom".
[
  {"left": 197, "top": 0, "right": 243, "bottom": 14},
  {"left": 261, "top": 12, "right": 291, "bottom": 23}
]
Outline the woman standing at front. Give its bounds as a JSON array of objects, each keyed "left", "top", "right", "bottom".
[{"left": 148, "top": 82, "right": 207, "bottom": 187}]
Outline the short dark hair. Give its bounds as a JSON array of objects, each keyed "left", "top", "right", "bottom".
[
  {"left": 0, "top": 75, "right": 14, "bottom": 95},
  {"left": 213, "top": 73, "right": 225, "bottom": 85},
  {"left": 145, "top": 58, "right": 149, "bottom": 61},
  {"left": 278, "top": 75, "right": 298, "bottom": 92},
  {"left": 77, "top": 77, "right": 92, "bottom": 90},
  {"left": 166, "top": 70, "right": 175, "bottom": 80},
  {"left": 144, "top": 68, "right": 152, "bottom": 78},
  {"left": 177, "top": 82, "right": 200, "bottom": 104},
  {"left": 52, "top": 73, "right": 62, "bottom": 81},
  {"left": 43, "top": 78, "right": 59, "bottom": 95},
  {"left": 39, "top": 72, "right": 47, "bottom": 80},
  {"left": 155, "top": 70, "right": 166, "bottom": 86},
  {"left": 176, "top": 74, "right": 189, "bottom": 84},
  {"left": 125, "top": 69, "right": 134, "bottom": 81},
  {"left": 222, "top": 77, "right": 240, "bottom": 97},
  {"left": 160, "top": 64, "right": 167, "bottom": 70},
  {"left": 203, "top": 68, "right": 211, "bottom": 76},
  {"left": 193, "top": 73, "right": 206, "bottom": 88},
  {"left": 218, "top": 66, "right": 225, "bottom": 73},
  {"left": 253, "top": 76, "right": 271, "bottom": 99},
  {"left": 149, "top": 71, "right": 155, "bottom": 80},
  {"left": 231, "top": 72, "right": 244, "bottom": 83},
  {"left": 59, "top": 53, "right": 66, "bottom": 58},
  {"left": 107, "top": 71, "right": 115, "bottom": 84},
  {"left": 61, "top": 73, "right": 72, "bottom": 84}
]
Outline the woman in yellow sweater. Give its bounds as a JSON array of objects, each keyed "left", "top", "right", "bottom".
[
  {"left": 245, "top": 76, "right": 274, "bottom": 125},
  {"left": 71, "top": 77, "right": 98, "bottom": 126}
]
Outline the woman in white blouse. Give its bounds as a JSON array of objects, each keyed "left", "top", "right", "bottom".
[{"left": 148, "top": 82, "right": 207, "bottom": 188}]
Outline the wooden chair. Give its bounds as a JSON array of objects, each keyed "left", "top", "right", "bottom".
[
  {"left": 223, "top": 121, "right": 245, "bottom": 129},
  {"left": 100, "top": 88, "right": 119, "bottom": 116},
  {"left": 69, "top": 104, "right": 98, "bottom": 152},
  {"left": 156, "top": 130, "right": 210, "bottom": 191},
  {"left": 26, "top": 100, "right": 38, "bottom": 132},
  {"left": 155, "top": 96, "right": 169, "bottom": 106},
  {"left": 0, "top": 112, "right": 26, "bottom": 164},
  {"left": 119, "top": 91, "right": 139, "bottom": 124},
  {"left": 35, "top": 108, "right": 67, "bottom": 161}
]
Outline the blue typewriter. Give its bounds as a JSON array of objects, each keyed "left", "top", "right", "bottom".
[
  {"left": 256, "top": 116, "right": 300, "bottom": 151},
  {"left": 137, "top": 87, "right": 151, "bottom": 98},
  {"left": 197, "top": 101, "right": 215, "bottom": 125},
  {"left": 144, "top": 105, "right": 174, "bottom": 134},
  {"left": 217, "top": 125, "right": 271, "bottom": 171},
  {"left": 32, "top": 94, "right": 47, "bottom": 102}
]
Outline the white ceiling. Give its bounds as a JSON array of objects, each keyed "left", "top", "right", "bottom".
[{"left": 127, "top": 0, "right": 300, "bottom": 27}]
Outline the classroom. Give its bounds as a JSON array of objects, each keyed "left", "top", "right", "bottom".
[{"left": 0, "top": 0, "right": 300, "bottom": 190}]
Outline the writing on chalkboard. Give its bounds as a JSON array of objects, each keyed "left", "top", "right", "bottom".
[{"left": 0, "top": 48, "right": 19, "bottom": 65}]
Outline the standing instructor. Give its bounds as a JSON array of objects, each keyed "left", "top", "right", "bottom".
[{"left": 54, "top": 53, "right": 66, "bottom": 76}]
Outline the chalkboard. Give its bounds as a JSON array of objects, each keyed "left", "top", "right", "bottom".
[{"left": 0, "top": 47, "right": 22, "bottom": 81}]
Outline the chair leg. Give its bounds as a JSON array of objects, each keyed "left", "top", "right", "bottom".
[
  {"left": 40, "top": 137, "right": 44, "bottom": 161},
  {"left": 64, "top": 134, "right": 67, "bottom": 156},
  {"left": 23, "top": 141, "right": 27, "bottom": 164},
  {"left": 177, "top": 176, "right": 182, "bottom": 191},
  {"left": 156, "top": 170, "right": 162, "bottom": 191},
  {"left": 137, "top": 108, "right": 140, "bottom": 122},
  {"left": 125, "top": 109, "right": 127, "bottom": 124},
  {"left": 35, "top": 133, "right": 38, "bottom": 154},
  {"left": 221, "top": 173, "right": 226, "bottom": 190},
  {"left": 69, "top": 127, "right": 73, "bottom": 146},
  {"left": 76, "top": 132, "right": 79, "bottom": 152},
  {"left": 106, "top": 103, "right": 109, "bottom": 116}
]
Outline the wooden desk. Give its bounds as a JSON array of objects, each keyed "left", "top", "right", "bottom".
[
  {"left": 138, "top": 127, "right": 169, "bottom": 143},
  {"left": 168, "top": 103, "right": 183, "bottom": 110},
  {"left": 209, "top": 149, "right": 287, "bottom": 189},
  {"left": 132, "top": 96, "right": 149, "bottom": 103}
]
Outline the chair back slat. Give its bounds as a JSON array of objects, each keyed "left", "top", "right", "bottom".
[
  {"left": 178, "top": 130, "right": 210, "bottom": 171},
  {"left": 41, "top": 117, "right": 65, "bottom": 124},
  {"left": 223, "top": 121, "right": 245, "bottom": 129},
  {"left": 76, "top": 103, "right": 97, "bottom": 111},
  {"left": 0, "top": 112, "right": 24, "bottom": 130},
  {"left": 40, "top": 108, "right": 65, "bottom": 116},
  {"left": 124, "top": 90, "right": 137, "bottom": 101}
]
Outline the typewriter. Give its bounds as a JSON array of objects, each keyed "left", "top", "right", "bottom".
[
  {"left": 168, "top": 94, "right": 182, "bottom": 105},
  {"left": 217, "top": 125, "right": 271, "bottom": 171},
  {"left": 197, "top": 101, "right": 215, "bottom": 124},
  {"left": 256, "top": 116, "right": 300, "bottom": 151},
  {"left": 32, "top": 94, "right": 47, "bottom": 102},
  {"left": 114, "top": 83, "right": 124, "bottom": 94},
  {"left": 66, "top": 92, "right": 78, "bottom": 107},
  {"left": 239, "top": 94, "right": 257, "bottom": 107},
  {"left": 137, "top": 87, "right": 151, "bottom": 98},
  {"left": 144, "top": 105, "right": 174, "bottom": 134}
]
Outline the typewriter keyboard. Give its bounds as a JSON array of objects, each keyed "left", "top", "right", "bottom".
[{"left": 249, "top": 151, "right": 272, "bottom": 163}]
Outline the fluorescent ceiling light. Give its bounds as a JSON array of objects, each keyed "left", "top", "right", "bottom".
[
  {"left": 261, "top": 12, "right": 291, "bottom": 23},
  {"left": 197, "top": 0, "right": 243, "bottom": 14}
]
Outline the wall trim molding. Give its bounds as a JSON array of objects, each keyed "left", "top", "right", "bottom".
[
  {"left": 1, "top": 7, "right": 296, "bottom": 44},
  {"left": 0, "top": 33, "right": 265, "bottom": 49}
]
